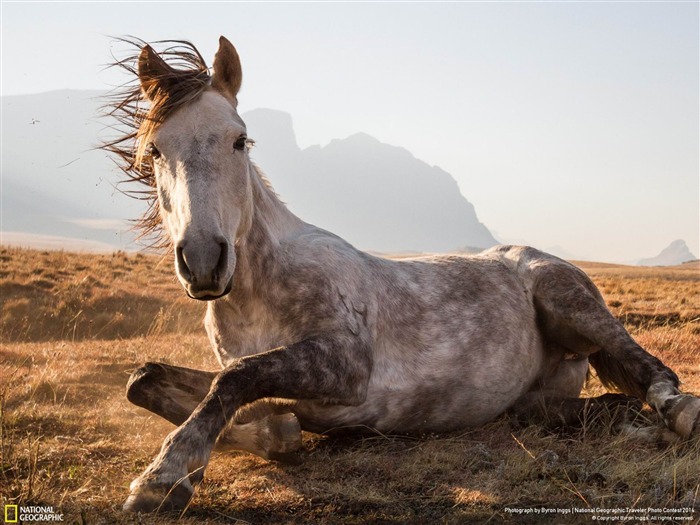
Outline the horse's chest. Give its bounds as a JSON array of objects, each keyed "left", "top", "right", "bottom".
[{"left": 204, "top": 302, "right": 294, "bottom": 367}]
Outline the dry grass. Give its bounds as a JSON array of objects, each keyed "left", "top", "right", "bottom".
[
  {"left": 0, "top": 247, "right": 204, "bottom": 341},
  {"left": 1, "top": 248, "right": 698, "bottom": 524}
]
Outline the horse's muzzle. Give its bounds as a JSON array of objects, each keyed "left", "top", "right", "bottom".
[
  {"left": 175, "top": 237, "right": 234, "bottom": 300},
  {"left": 186, "top": 276, "right": 234, "bottom": 301}
]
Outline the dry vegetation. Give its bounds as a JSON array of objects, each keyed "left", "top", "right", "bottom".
[
  {"left": 0, "top": 248, "right": 202, "bottom": 342},
  {"left": 1, "top": 246, "right": 698, "bottom": 524}
]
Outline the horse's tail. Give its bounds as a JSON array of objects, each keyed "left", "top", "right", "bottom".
[{"left": 588, "top": 350, "right": 678, "bottom": 401}]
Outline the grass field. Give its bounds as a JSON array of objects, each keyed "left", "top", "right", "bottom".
[{"left": 1, "top": 246, "right": 699, "bottom": 524}]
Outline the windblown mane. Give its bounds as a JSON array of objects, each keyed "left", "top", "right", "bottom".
[{"left": 101, "top": 38, "right": 211, "bottom": 247}]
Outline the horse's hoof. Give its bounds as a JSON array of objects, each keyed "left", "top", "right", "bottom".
[
  {"left": 123, "top": 480, "right": 193, "bottom": 513},
  {"left": 269, "top": 413, "right": 303, "bottom": 453},
  {"left": 665, "top": 394, "right": 700, "bottom": 440},
  {"left": 268, "top": 450, "right": 303, "bottom": 465}
]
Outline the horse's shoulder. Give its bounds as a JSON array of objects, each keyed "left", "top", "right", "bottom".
[
  {"left": 271, "top": 228, "right": 369, "bottom": 310},
  {"left": 278, "top": 228, "right": 367, "bottom": 277}
]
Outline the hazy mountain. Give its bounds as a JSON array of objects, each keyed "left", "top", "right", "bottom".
[
  {"left": 244, "top": 109, "right": 498, "bottom": 252},
  {"left": 1, "top": 90, "right": 497, "bottom": 253},
  {"left": 1, "top": 90, "right": 142, "bottom": 250},
  {"left": 637, "top": 240, "right": 697, "bottom": 266}
]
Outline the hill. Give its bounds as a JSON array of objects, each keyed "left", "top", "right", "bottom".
[
  {"left": 245, "top": 109, "right": 498, "bottom": 252},
  {"left": 1, "top": 90, "right": 143, "bottom": 250},
  {"left": 637, "top": 239, "right": 697, "bottom": 267}
]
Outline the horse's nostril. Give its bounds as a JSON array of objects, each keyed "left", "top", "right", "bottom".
[
  {"left": 214, "top": 242, "right": 228, "bottom": 282},
  {"left": 176, "top": 245, "right": 193, "bottom": 283}
]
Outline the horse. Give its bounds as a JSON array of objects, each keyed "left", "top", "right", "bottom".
[{"left": 102, "top": 36, "right": 700, "bottom": 513}]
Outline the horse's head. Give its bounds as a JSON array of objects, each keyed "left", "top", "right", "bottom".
[{"left": 136, "top": 37, "right": 251, "bottom": 300}]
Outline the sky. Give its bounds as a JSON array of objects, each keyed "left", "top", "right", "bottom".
[{"left": 1, "top": 1, "right": 698, "bottom": 262}]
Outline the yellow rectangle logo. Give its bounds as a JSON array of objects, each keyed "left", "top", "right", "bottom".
[{"left": 4, "top": 505, "right": 18, "bottom": 523}]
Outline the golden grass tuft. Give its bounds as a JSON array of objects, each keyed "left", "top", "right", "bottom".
[{"left": 0, "top": 247, "right": 698, "bottom": 523}]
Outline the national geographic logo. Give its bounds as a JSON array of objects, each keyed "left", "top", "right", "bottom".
[
  {"left": 4, "top": 505, "right": 63, "bottom": 523},
  {"left": 3, "top": 506, "right": 17, "bottom": 523}
]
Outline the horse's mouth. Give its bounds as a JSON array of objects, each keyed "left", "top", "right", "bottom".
[{"left": 186, "top": 278, "right": 233, "bottom": 301}]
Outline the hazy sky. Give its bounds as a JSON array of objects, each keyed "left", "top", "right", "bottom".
[{"left": 2, "top": 1, "right": 698, "bottom": 262}]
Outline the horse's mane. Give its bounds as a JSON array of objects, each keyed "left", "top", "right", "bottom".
[{"left": 101, "top": 38, "right": 211, "bottom": 248}]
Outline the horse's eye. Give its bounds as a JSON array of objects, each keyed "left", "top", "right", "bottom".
[
  {"left": 148, "top": 143, "right": 161, "bottom": 159},
  {"left": 234, "top": 136, "right": 247, "bottom": 152}
]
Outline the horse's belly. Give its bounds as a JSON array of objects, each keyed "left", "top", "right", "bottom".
[{"left": 294, "top": 334, "right": 545, "bottom": 434}]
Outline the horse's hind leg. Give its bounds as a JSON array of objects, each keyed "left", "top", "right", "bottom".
[
  {"left": 514, "top": 392, "right": 643, "bottom": 433},
  {"left": 521, "top": 249, "right": 700, "bottom": 440},
  {"left": 126, "top": 362, "right": 302, "bottom": 462},
  {"left": 513, "top": 351, "right": 642, "bottom": 432}
]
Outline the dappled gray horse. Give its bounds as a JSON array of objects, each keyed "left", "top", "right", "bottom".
[{"left": 103, "top": 37, "right": 700, "bottom": 513}]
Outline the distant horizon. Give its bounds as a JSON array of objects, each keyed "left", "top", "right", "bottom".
[
  {"left": 2, "top": 2, "right": 698, "bottom": 262},
  {"left": 1, "top": 231, "right": 697, "bottom": 268},
  {"left": 1, "top": 89, "right": 697, "bottom": 266}
]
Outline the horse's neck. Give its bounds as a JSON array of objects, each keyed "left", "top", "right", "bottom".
[{"left": 232, "top": 162, "right": 304, "bottom": 298}]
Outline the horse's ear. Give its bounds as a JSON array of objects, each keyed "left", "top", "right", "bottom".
[
  {"left": 211, "top": 36, "right": 242, "bottom": 104},
  {"left": 138, "top": 44, "right": 173, "bottom": 102}
]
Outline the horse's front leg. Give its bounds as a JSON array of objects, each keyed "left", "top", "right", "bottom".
[
  {"left": 123, "top": 334, "right": 371, "bottom": 513},
  {"left": 126, "top": 362, "right": 302, "bottom": 462}
]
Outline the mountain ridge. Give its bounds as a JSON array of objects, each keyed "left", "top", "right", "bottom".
[
  {"left": 244, "top": 108, "right": 498, "bottom": 252},
  {"left": 637, "top": 240, "right": 697, "bottom": 267},
  {"left": 1, "top": 90, "right": 498, "bottom": 253}
]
